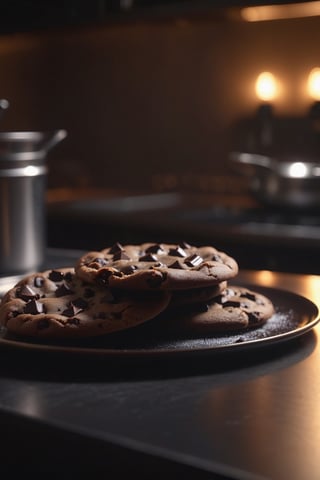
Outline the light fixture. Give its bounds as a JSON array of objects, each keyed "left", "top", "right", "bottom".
[
  {"left": 241, "top": 1, "right": 320, "bottom": 22},
  {"left": 255, "top": 72, "right": 278, "bottom": 102}
]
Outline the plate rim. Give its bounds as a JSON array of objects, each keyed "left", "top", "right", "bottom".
[{"left": 0, "top": 284, "right": 319, "bottom": 358}]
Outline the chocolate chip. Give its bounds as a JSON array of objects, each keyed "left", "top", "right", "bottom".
[
  {"left": 168, "top": 260, "right": 184, "bottom": 269},
  {"left": 17, "top": 285, "right": 38, "bottom": 301},
  {"left": 48, "top": 270, "right": 64, "bottom": 282},
  {"left": 34, "top": 276, "right": 44, "bottom": 288},
  {"left": 121, "top": 265, "right": 137, "bottom": 275},
  {"left": 108, "top": 242, "right": 124, "bottom": 254},
  {"left": 168, "top": 247, "right": 187, "bottom": 257},
  {"left": 211, "top": 253, "right": 222, "bottom": 262},
  {"left": 98, "top": 270, "right": 113, "bottom": 285},
  {"left": 145, "top": 244, "right": 164, "bottom": 254},
  {"left": 140, "top": 253, "right": 158, "bottom": 262},
  {"left": 64, "top": 272, "right": 73, "bottom": 283},
  {"left": 90, "top": 257, "right": 108, "bottom": 267},
  {"left": 151, "top": 262, "right": 164, "bottom": 268},
  {"left": 241, "top": 291, "right": 256, "bottom": 302},
  {"left": 184, "top": 254, "right": 203, "bottom": 267},
  {"left": 72, "top": 297, "right": 88, "bottom": 310},
  {"left": 248, "top": 311, "right": 262, "bottom": 324},
  {"left": 179, "top": 241, "right": 191, "bottom": 249},
  {"left": 223, "top": 300, "right": 241, "bottom": 308},
  {"left": 67, "top": 317, "right": 80, "bottom": 325},
  {"left": 55, "top": 283, "right": 74, "bottom": 297},
  {"left": 24, "top": 299, "right": 45, "bottom": 315},
  {"left": 62, "top": 305, "right": 77, "bottom": 317},
  {"left": 113, "top": 251, "right": 131, "bottom": 261}
]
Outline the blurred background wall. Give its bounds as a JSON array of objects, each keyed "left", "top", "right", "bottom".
[{"left": 0, "top": 13, "right": 319, "bottom": 192}]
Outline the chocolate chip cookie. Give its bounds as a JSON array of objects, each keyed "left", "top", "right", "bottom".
[
  {"left": 169, "top": 281, "right": 227, "bottom": 307},
  {"left": 158, "top": 285, "right": 275, "bottom": 334},
  {"left": 0, "top": 268, "right": 171, "bottom": 338},
  {"left": 75, "top": 242, "right": 239, "bottom": 291}
]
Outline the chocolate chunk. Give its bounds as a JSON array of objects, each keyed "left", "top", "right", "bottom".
[
  {"left": 17, "top": 285, "right": 38, "bottom": 301},
  {"left": 108, "top": 242, "right": 124, "bottom": 254},
  {"left": 34, "top": 276, "right": 44, "bottom": 288},
  {"left": 179, "top": 241, "right": 191, "bottom": 249},
  {"left": 55, "top": 283, "right": 74, "bottom": 297},
  {"left": 223, "top": 300, "right": 241, "bottom": 308},
  {"left": 67, "top": 317, "right": 80, "bottom": 325},
  {"left": 98, "top": 270, "right": 113, "bottom": 285},
  {"left": 113, "top": 251, "right": 131, "bottom": 261},
  {"left": 62, "top": 305, "right": 77, "bottom": 317},
  {"left": 72, "top": 297, "right": 88, "bottom": 310},
  {"left": 121, "top": 265, "right": 137, "bottom": 275},
  {"left": 168, "top": 247, "right": 187, "bottom": 257},
  {"left": 64, "top": 272, "right": 73, "bottom": 283},
  {"left": 241, "top": 291, "right": 256, "bottom": 302},
  {"left": 24, "top": 299, "right": 45, "bottom": 315},
  {"left": 48, "top": 270, "right": 64, "bottom": 282},
  {"left": 248, "top": 311, "right": 262, "bottom": 323},
  {"left": 168, "top": 260, "right": 184, "bottom": 269},
  {"left": 91, "top": 257, "right": 108, "bottom": 267},
  {"left": 145, "top": 244, "right": 164, "bottom": 254},
  {"left": 139, "top": 253, "right": 158, "bottom": 262},
  {"left": 184, "top": 254, "right": 203, "bottom": 267}
]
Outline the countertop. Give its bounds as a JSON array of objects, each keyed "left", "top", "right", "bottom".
[
  {"left": 47, "top": 191, "right": 320, "bottom": 274},
  {"left": 1, "top": 248, "right": 320, "bottom": 478}
]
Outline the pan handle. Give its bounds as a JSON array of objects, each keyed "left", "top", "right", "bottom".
[{"left": 229, "top": 151, "right": 272, "bottom": 169}]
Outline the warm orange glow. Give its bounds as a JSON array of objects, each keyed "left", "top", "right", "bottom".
[
  {"left": 307, "top": 68, "right": 320, "bottom": 100},
  {"left": 255, "top": 72, "right": 278, "bottom": 102},
  {"left": 241, "top": 1, "right": 320, "bottom": 22}
]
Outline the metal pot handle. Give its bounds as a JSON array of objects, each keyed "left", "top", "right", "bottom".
[
  {"left": 230, "top": 151, "right": 272, "bottom": 169},
  {"left": 40, "top": 129, "right": 67, "bottom": 153}
]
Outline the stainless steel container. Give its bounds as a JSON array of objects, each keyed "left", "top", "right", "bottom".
[
  {"left": 0, "top": 129, "right": 67, "bottom": 276},
  {"left": 230, "top": 151, "right": 320, "bottom": 208}
]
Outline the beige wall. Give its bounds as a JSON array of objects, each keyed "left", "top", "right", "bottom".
[{"left": 0, "top": 15, "right": 319, "bottom": 191}]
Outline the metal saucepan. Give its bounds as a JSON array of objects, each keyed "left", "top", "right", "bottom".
[
  {"left": 229, "top": 151, "right": 320, "bottom": 208},
  {"left": 0, "top": 129, "right": 67, "bottom": 276}
]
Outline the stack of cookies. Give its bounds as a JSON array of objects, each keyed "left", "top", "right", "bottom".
[{"left": 0, "top": 242, "right": 275, "bottom": 339}]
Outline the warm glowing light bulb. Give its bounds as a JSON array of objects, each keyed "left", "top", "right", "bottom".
[
  {"left": 255, "top": 72, "right": 278, "bottom": 102},
  {"left": 307, "top": 68, "right": 320, "bottom": 100}
]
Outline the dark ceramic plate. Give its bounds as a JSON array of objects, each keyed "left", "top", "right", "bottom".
[{"left": 0, "top": 285, "right": 318, "bottom": 358}]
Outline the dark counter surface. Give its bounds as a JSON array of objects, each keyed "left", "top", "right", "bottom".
[
  {"left": 47, "top": 191, "right": 320, "bottom": 274},
  {"left": 1, "top": 248, "right": 320, "bottom": 478}
]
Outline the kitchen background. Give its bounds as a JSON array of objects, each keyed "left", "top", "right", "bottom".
[
  {"left": 0, "top": 2, "right": 319, "bottom": 191},
  {"left": 1, "top": 1, "right": 320, "bottom": 274}
]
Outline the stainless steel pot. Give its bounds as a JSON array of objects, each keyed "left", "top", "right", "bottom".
[
  {"left": 0, "top": 129, "right": 67, "bottom": 276},
  {"left": 230, "top": 151, "right": 320, "bottom": 208}
]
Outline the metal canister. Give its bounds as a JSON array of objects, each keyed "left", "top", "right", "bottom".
[{"left": 0, "top": 130, "right": 67, "bottom": 276}]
